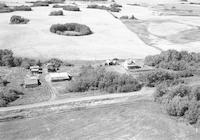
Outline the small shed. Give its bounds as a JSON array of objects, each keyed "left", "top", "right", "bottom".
[
  {"left": 105, "top": 59, "right": 118, "bottom": 66},
  {"left": 24, "top": 76, "right": 39, "bottom": 88},
  {"left": 47, "top": 63, "right": 57, "bottom": 72},
  {"left": 123, "top": 59, "right": 141, "bottom": 70},
  {"left": 49, "top": 72, "right": 72, "bottom": 82}
]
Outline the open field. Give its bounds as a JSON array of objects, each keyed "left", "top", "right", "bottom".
[
  {"left": 0, "top": 92, "right": 200, "bottom": 140},
  {"left": 0, "top": 1, "right": 159, "bottom": 60}
]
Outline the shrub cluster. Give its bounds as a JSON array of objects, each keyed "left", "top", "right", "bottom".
[
  {"left": 144, "top": 50, "right": 200, "bottom": 71},
  {"left": 52, "top": 4, "right": 65, "bottom": 8},
  {"left": 13, "top": 5, "right": 32, "bottom": 11},
  {"left": 50, "top": 23, "right": 92, "bottom": 36},
  {"left": 154, "top": 84, "right": 200, "bottom": 124},
  {"left": 50, "top": 0, "right": 65, "bottom": 3},
  {"left": 10, "top": 15, "right": 30, "bottom": 24},
  {"left": 66, "top": 66, "right": 142, "bottom": 93},
  {"left": 31, "top": 1, "right": 49, "bottom": 7},
  {"left": 63, "top": 5, "right": 80, "bottom": 11},
  {"left": 87, "top": 4, "right": 121, "bottom": 12},
  {"left": 0, "top": 49, "right": 41, "bottom": 68},
  {"left": 138, "top": 69, "right": 192, "bottom": 87},
  {"left": 49, "top": 10, "right": 63, "bottom": 16},
  {"left": 0, "top": 87, "right": 23, "bottom": 107},
  {"left": 110, "top": 3, "right": 122, "bottom": 8},
  {"left": 0, "top": 3, "right": 13, "bottom": 13}
]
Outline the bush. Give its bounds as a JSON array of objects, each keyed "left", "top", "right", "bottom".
[
  {"left": 166, "top": 96, "right": 189, "bottom": 116},
  {"left": 67, "top": 66, "right": 142, "bottom": 93},
  {"left": 10, "top": 15, "right": 30, "bottom": 24},
  {"left": 139, "top": 69, "right": 177, "bottom": 87},
  {"left": 13, "top": 5, "right": 32, "bottom": 11},
  {"left": 52, "top": 4, "right": 65, "bottom": 8},
  {"left": 120, "top": 16, "right": 129, "bottom": 19},
  {"left": 0, "top": 3, "right": 13, "bottom": 13},
  {"left": 154, "top": 81, "right": 200, "bottom": 124},
  {"left": 31, "top": 1, "right": 49, "bottom": 7},
  {"left": 49, "top": 10, "right": 63, "bottom": 16},
  {"left": 63, "top": 5, "right": 80, "bottom": 11},
  {"left": 50, "top": 0, "right": 65, "bottom": 3},
  {"left": 50, "top": 23, "right": 92, "bottom": 36},
  {"left": 191, "top": 87, "right": 200, "bottom": 101},
  {"left": 168, "top": 85, "right": 191, "bottom": 99},
  {"left": 110, "top": 3, "right": 122, "bottom": 8},
  {"left": 185, "top": 101, "right": 200, "bottom": 124},
  {"left": 0, "top": 88, "right": 23, "bottom": 107},
  {"left": 154, "top": 83, "right": 169, "bottom": 101},
  {"left": 109, "top": 6, "right": 121, "bottom": 12}
]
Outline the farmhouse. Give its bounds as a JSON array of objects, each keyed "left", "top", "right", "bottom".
[
  {"left": 24, "top": 76, "right": 39, "bottom": 88},
  {"left": 49, "top": 72, "right": 72, "bottom": 82},
  {"left": 105, "top": 59, "right": 118, "bottom": 66},
  {"left": 123, "top": 59, "right": 141, "bottom": 70},
  {"left": 30, "top": 65, "right": 42, "bottom": 74}
]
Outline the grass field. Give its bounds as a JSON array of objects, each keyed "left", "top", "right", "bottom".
[{"left": 0, "top": 94, "right": 200, "bottom": 140}]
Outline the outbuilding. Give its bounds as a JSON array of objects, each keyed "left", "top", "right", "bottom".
[
  {"left": 30, "top": 65, "right": 42, "bottom": 74},
  {"left": 24, "top": 76, "right": 39, "bottom": 88},
  {"left": 49, "top": 72, "right": 72, "bottom": 82},
  {"left": 123, "top": 59, "right": 141, "bottom": 70}
]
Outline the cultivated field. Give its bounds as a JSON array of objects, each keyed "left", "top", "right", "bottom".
[
  {"left": 0, "top": 0, "right": 159, "bottom": 60},
  {"left": 1, "top": 0, "right": 200, "bottom": 140}
]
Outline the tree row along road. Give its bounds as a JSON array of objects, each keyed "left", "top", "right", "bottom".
[{"left": 0, "top": 87, "right": 155, "bottom": 112}]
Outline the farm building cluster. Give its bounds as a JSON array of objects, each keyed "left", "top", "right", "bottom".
[
  {"left": 24, "top": 62, "right": 73, "bottom": 88},
  {"left": 104, "top": 58, "right": 142, "bottom": 70}
]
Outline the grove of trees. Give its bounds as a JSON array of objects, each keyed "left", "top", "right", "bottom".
[
  {"left": 144, "top": 49, "right": 200, "bottom": 71},
  {"left": 66, "top": 66, "right": 142, "bottom": 93}
]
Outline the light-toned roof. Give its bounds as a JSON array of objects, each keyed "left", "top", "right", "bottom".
[
  {"left": 31, "top": 69, "right": 39, "bottom": 72},
  {"left": 30, "top": 65, "right": 40, "bottom": 69},
  {"left": 49, "top": 72, "right": 71, "bottom": 80},
  {"left": 24, "top": 77, "right": 38, "bottom": 85}
]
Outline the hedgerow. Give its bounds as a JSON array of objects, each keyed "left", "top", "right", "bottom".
[
  {"left": 0, "top": 3, "right": 13, "bottom": 13},
  {"left": 13, "top": 5, "right": 32, "bottom": 11},
  {"left": 63, "top": 5, "right": 80, "bottom": 11}
]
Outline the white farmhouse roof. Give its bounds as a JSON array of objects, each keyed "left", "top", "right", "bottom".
[{"left": 30, "top": 65, "right": 40, "bottom": 69}]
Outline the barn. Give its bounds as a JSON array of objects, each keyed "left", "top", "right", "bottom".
[
  {"left": 49, "top": 72, "right": 72, "bottom": 82},
  {"left": 24, "top": 76, "right": 39, "bottom": 88}
]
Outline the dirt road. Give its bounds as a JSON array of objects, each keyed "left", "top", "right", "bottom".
[{"left": 0, "top": 87, "right": 154, "bottom": 112}]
